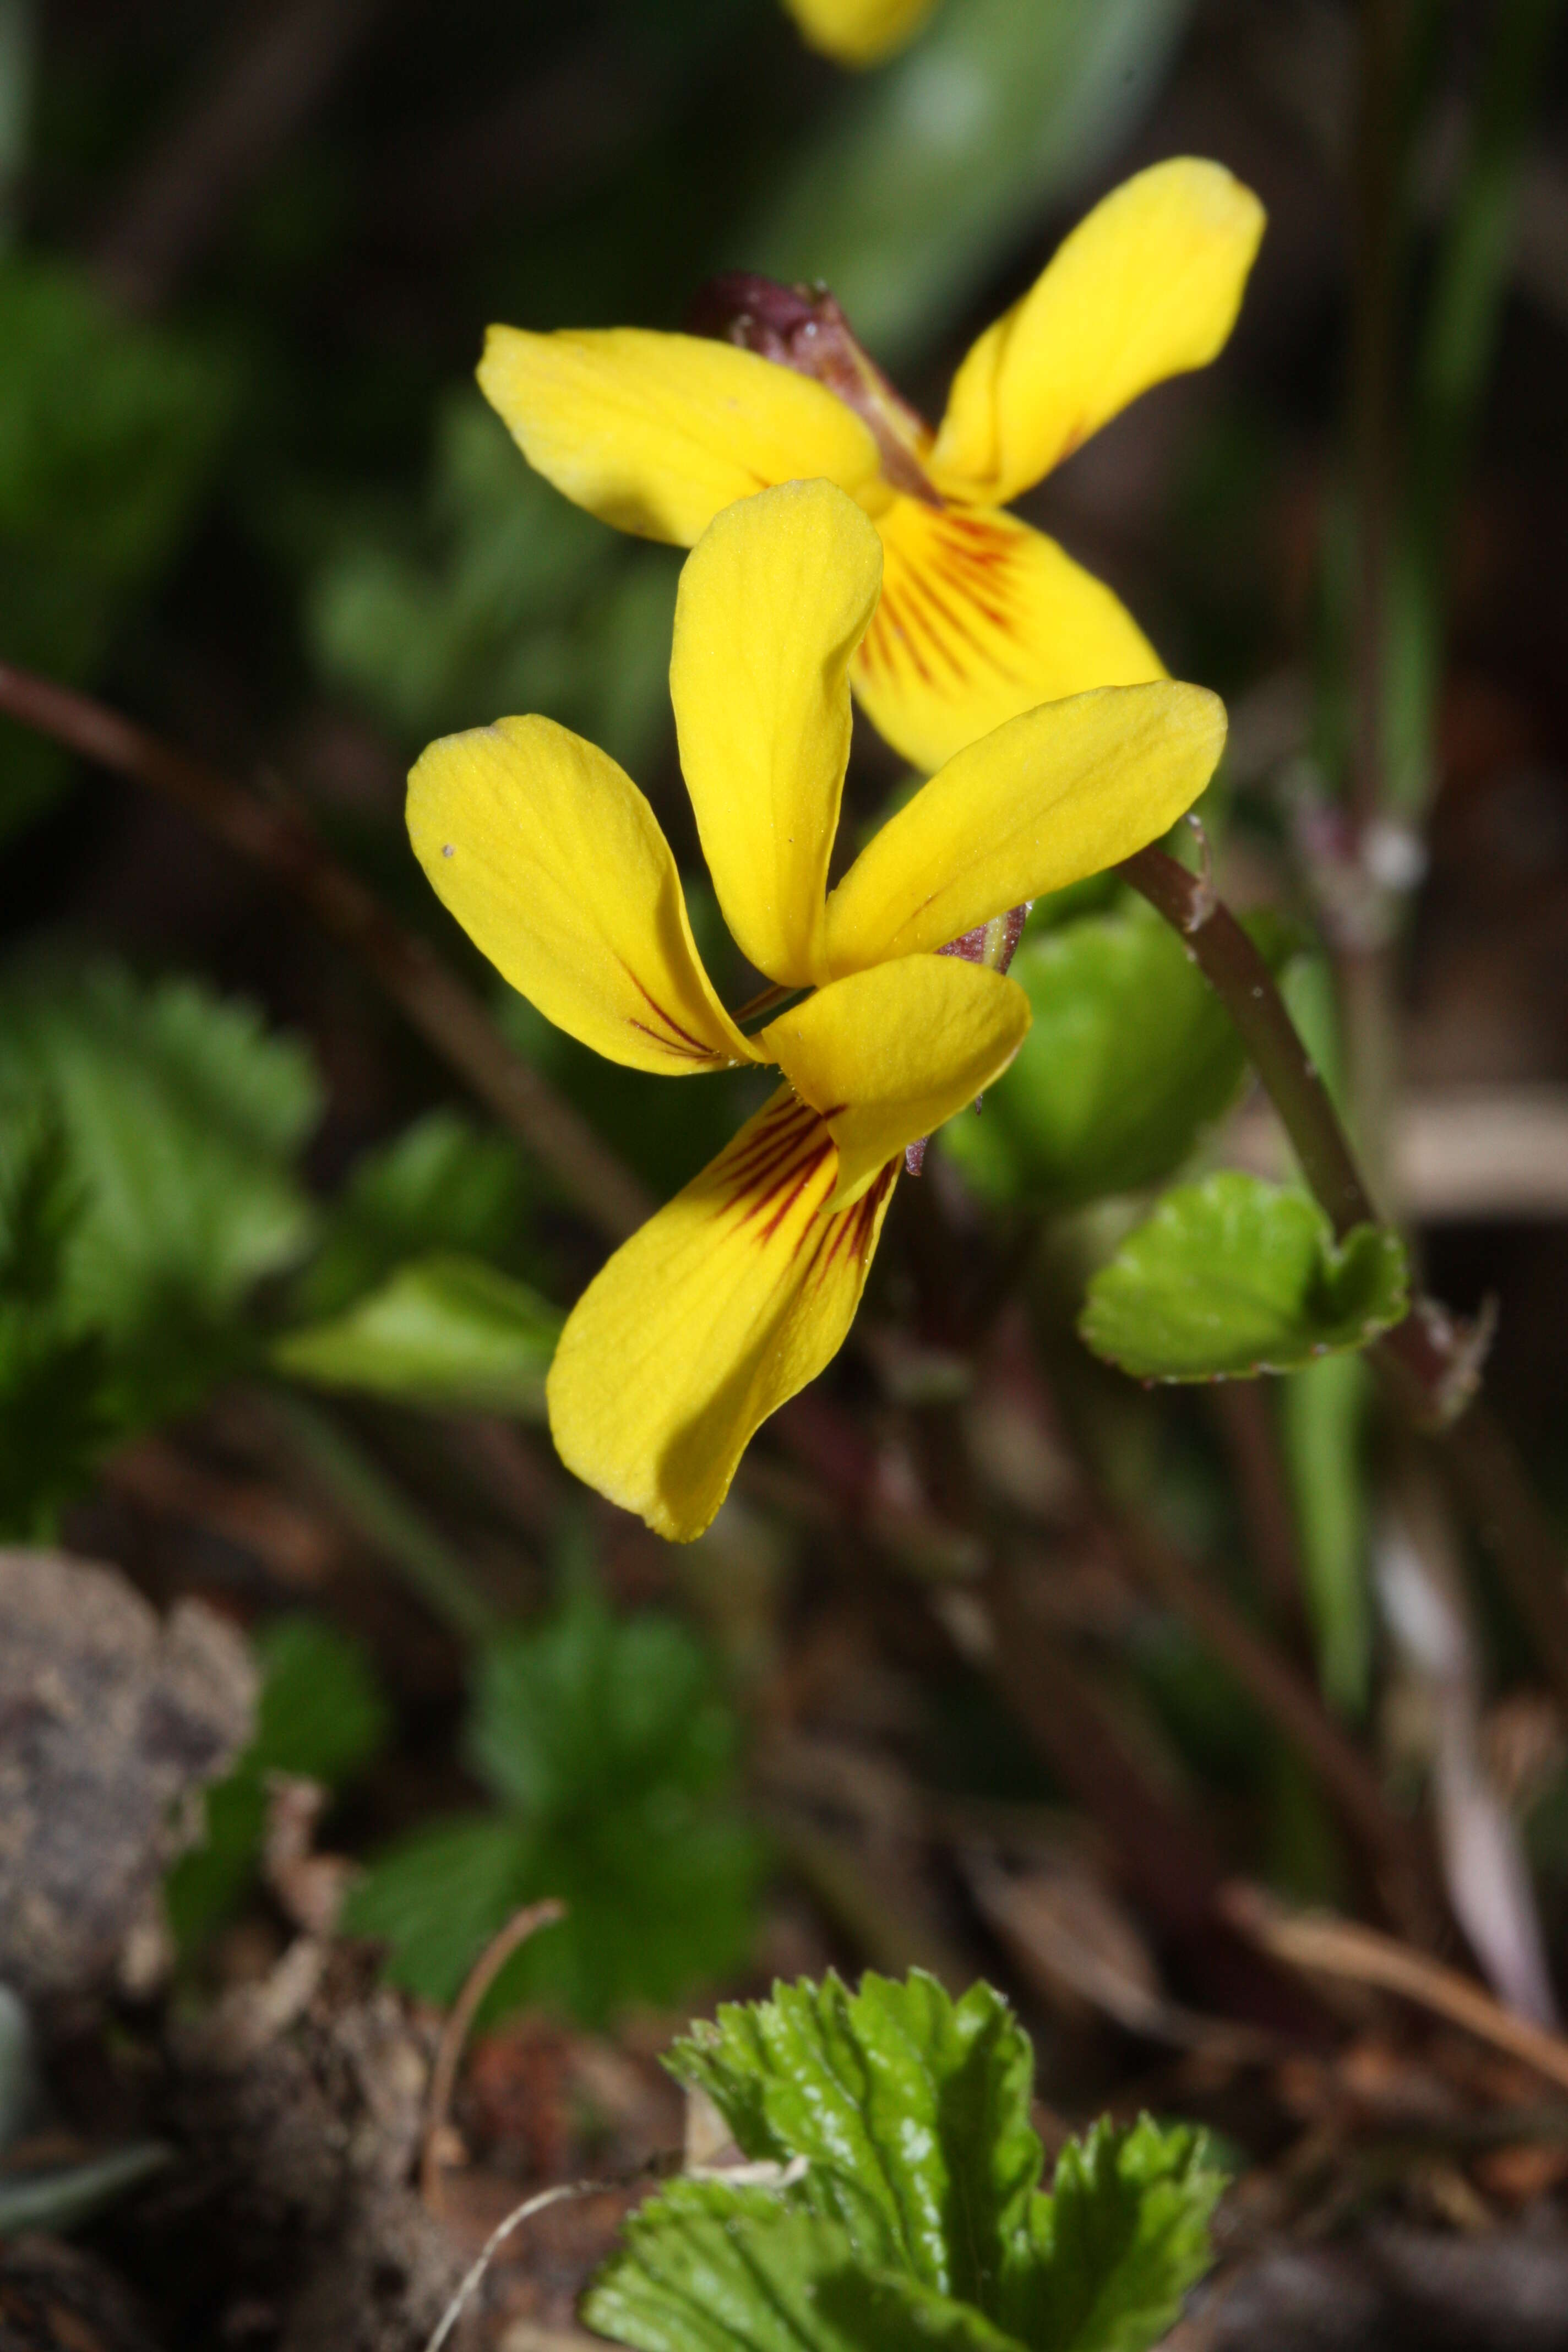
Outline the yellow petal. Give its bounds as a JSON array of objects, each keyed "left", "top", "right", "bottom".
[
  {"left": 760, "top": 956, "right": 1030, "bottom": 1208},
  {"left": 931, "top": 160, "right": 1266, "bottom": 507},
  {"left": 780, "top": 0, "right": 938, "bottom": 66},
  {"left": 825, "top": 680, "right": 1226, "bottom": 973},
  {"left": 854, "top": 494, "right": 1162, "bottom": 774},
  {"left": 547, "top": 1086, "right": 896, "bottom": 1539},
  {"left": 477, "top": 325, "right": 883, "bottom": 547},
  {"left": 672, "top": 481, "right": 881, "bottom": 988},
  {"left": 407, "top": 715, "right": 754, "bottom": 1075}
]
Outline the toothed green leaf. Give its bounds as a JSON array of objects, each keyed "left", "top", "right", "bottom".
[
  {"left": 586, "top": 1978, "right": 1224, "bottom": 2352},
  {"left": 665, "top": 1971, "right": 1041, "bottom": 2316},
  {"left": 1007, "top": 2116, "right": 1226, "bottom": 2352},
  {"left": 585, "top": 2181, "right": 1026, "bottom": 2352}
]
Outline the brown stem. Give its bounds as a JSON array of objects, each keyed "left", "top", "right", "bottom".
[
  {"left": 1227, "top": 1883, "right": 1568, "bottom": 2097},
  {"left": 1121, "top": 843, "right": 1568, "bottom": 1712},
  {"left": 1121, "top": 846, "right": 1376, "bottom": 1235},
  {"left": 0, "top": 662, "right": 651, "bottom": 1243},
  {"left": 420, "top": 1899, "right": 565, "bottom": 2215}
]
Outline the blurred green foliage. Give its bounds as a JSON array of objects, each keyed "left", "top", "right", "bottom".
[
  {"left": 275, "top": 1250, "right": 559, "bottom": 1416},
  {"left": 166, "top": 1615, "right": 389, "bottom": 1953},
  {"left": 292, "top": 1107, "right": 533, "bottom": 1320},
  {"left": 938, "top": 901, "right": 1252, "bottom": 1212},
  {"left": 751, "top": 0, "right": 1193, "bottom": 361},
  {"left": 0, "top": 1110, "right": 115, "bottom": 1538},
  {"left": 344, "top": 1577, "right": 764, "bottom": 2024},
  {"left": 0, "top": 258, "right": 233, "bottom": 840},
  {"left": 0, "top": 963, "right": 318, "bottom": 1529},
  {"left": 305, "top": 393, "right": 680, "bottom": 775}
]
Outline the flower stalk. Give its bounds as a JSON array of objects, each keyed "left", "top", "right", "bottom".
[{"left": 1121, "top": 842, "right": 1568, "bottom": 1709}]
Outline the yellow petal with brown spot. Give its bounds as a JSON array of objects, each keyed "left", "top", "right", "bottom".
[
  {"left": 547, "top": 1087, "right": 896, "bottom": 1540},
  {"left": 854, "top": 494, "right": 1162, "bottom": 775},
  {"left": 760, "top": 956, "right": 1030, "bottom": 1208}
]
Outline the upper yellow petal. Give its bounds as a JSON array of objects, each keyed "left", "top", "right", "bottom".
[
  {"left": 477, "top": 325, "right": 883, "bottom": 547},
  {"left": 407, "top": 715, "right": 754, "bottom": 1076},
  {"left": 547, "top": 1086, "right": 896, "bottom": 1540},
  {"left": 760, "top": 956, "right": 1030, "bottom": 1208},
  {"left": 853, "top": 494, "right": 1162, "bottom": 774},
  {"left": 672, "top": 481, "right": 882, "bottom": 988},
  {"left": 825, "top": 680, "right": 1227, "bottom": 973},
  {"left": 931, "top": 160, "right": 1266, "bottom": 507},
  {"left": 780, "top": 0, "right": 939, "bottom": 66}
]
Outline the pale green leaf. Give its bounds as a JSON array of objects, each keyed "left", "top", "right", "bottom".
[
  {"left": 666, "top": 1971, "right": 1041, "bottom": 2316},
  {"left": 1079, "top": 1174, "right": 1409, "bottom": 1381},
  {"left": 274, "top": 1250, "right": 559, "bottom": 1415}
]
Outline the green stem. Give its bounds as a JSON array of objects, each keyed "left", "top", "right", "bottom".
[
  {"left": 268, "top": 1390, "right": 499, "bottom": 1645},
  {"left": 1386, "top": 0, "right": 1567, "bottom": 825}
]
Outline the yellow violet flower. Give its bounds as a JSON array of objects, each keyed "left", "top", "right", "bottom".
[
  {"left": 407, "top": 481, "right": 1226, "bottom": 1542},
  {"left": 476, "top": 158, "right": 1263, "bottom": 776},
  {"left": 781, "top": 0, "right": 938, "bottom": 68}
]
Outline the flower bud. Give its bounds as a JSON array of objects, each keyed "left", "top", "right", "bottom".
[{"left": 686, "top": 271, "right": 939, "bottom": 503}]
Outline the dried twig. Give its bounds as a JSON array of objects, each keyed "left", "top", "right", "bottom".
[
  {"left": 1226, "top": 1883, "right": 1568, "bottom": 2096},
  {"left": 422, "top": 2177, "right": 610, "bottom": 2352},
  {"left": 420, "top": 1899, "right": 567, "bottom": 2216}
]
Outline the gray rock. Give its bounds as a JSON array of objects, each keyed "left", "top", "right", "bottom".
[{"left": 0, "top": 1549, "right": 255, "bottom": 2000}]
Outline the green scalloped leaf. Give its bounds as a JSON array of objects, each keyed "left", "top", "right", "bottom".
[
  {"left": 1079, "top": 1174, "right": 1409, "bottom": 1382},
  {"left": 585, "top": 1974, "right": 1225, "bottom": 2352},
  {"left": 274, "top": 1249, "right": 559, "bottom": 1415},
  {"left": 665, "top": 1971, "right": 1041, "bottom": 2317},
  {"left": 344, "top": 1586, "right": 763, "bottom": 2027}
]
